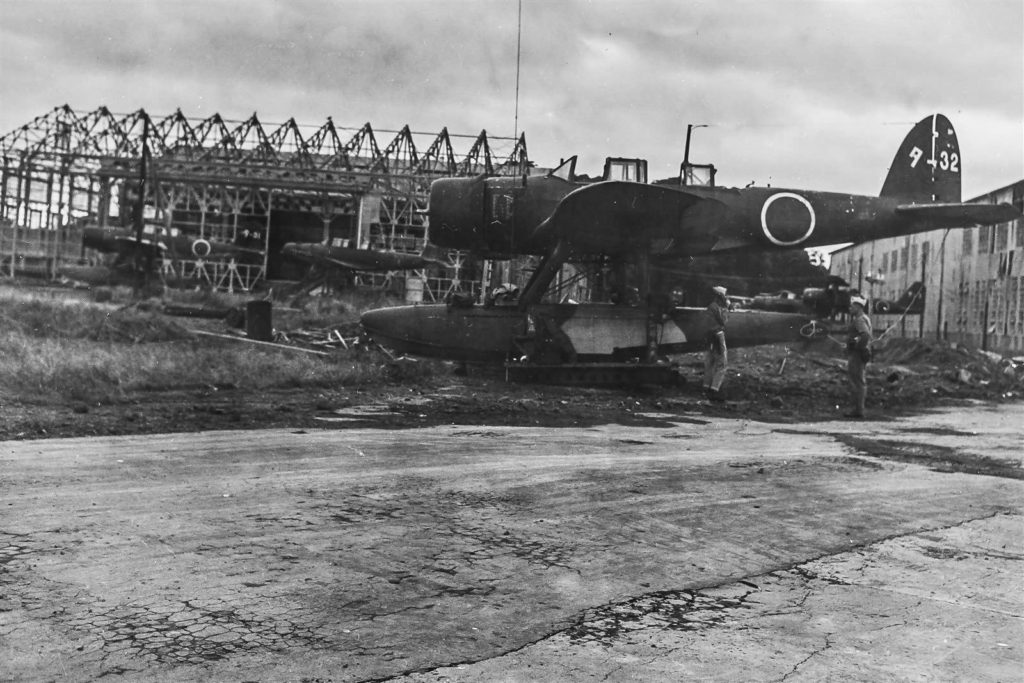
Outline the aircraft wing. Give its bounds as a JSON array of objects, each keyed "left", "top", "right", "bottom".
[
  {"left": 83, "top": 226, "right": 167, "bottom": 256},
  {"left": 534, "top": 181, "right": 730, "bottom": 255},
  {"left": 330, "top": 253, "right": 444, "bottom": 272},
  {"left": 895, "top": 202, "right": 1020, "bottom": 227},
  {"left": 286, "top": 244, "right": 444, "bottom": 272},
  {"left": 321, "top": 255, "right": 402, "bottom": 272},
  {"left": 113, "top": 236, "right": 167, "bottom": 257}
]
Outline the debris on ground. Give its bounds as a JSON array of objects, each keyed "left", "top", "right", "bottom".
[
  {"left": 272, "top": 322, "right": 363, "bottom": 351},
  {"left": 708, "top": 336, "right": 1024, "bottom": 418}
]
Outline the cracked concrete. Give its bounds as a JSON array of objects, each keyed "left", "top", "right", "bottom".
[
  {"left": 398, "top": 513, "right": 1022, "bottom": 682},
  {"left": 1, "top": 403, "right": 1021, "bottom": 681}
]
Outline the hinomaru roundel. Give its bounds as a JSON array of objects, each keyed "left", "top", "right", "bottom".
[{"left": 760, "top": 192, "right": 816, "bottom": 246}]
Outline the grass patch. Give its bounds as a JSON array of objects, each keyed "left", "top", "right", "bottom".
[
  {"left": 0, "top": 329, "right": 407, "bottom": 403},
  {"left": 0, "top": 297, "right": 192, "bottom": 343},
  {"left": 0, "top": 285, "right": 442, "bottom": 404}
]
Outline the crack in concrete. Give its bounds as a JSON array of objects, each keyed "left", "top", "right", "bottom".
[
  {"left": 599, "top": 659, "right": 628, "bottom": 682},
  {"left": 5, "top": 501, "right": 1017, "bottom": 681},
  {"left": 1, "top": 530, "right": 333, "bottom": 672},
  {"left": 790, "top": 564, "right": 853, "bottom": 587},
  {"left": 366, "top": 510, "right": 1020, "bottom": 681},
  {"left": 779, "top": 632, "right": 833, "bottom": 681}
]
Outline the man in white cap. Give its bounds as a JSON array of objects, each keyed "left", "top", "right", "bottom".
[
  {"left": 703, "top": 285, "right": 729, "bottom": 401},
  {"left": 845, "top": 293, "right": 873, "bottom": 418}
]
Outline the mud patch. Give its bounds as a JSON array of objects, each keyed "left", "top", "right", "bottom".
[
  {"left": 564, "top": 587, "right": 755, "bottom": 646},
  {"left": 899, "top": 426, "right": 978, "bottom": 437},
  {"left": 665, "top": 416, "right": 712, "bottom": 425},
  {"left": 919, "top": 545, "right": 969, "bottom": 561},
  {"left": 0, "top": 536, "right": 32, "bottom": 572},
  {"left": 834, "top": 435, "right": 1023, "bottom": 480},
  {"left": 829, "top": 455, "right": 886, "bottom": 471}
]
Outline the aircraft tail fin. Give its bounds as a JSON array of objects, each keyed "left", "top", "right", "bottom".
[{"left": 880, "top": 114, "right": 961, "bottom": 203}]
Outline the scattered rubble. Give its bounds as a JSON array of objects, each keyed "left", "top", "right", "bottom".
[
  {"left": 708, "top": 336, "right": 1024, "bottom": 418},
  {"left": 271, "top": 322, "right": 362, "bottom": 351}
]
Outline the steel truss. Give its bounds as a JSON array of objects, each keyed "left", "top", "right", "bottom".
[{"left": 0, "top": 105, "right": 529, "bottom": 292}]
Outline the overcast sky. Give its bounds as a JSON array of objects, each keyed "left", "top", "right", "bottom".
[{"left": 1, "top": 0, "right": 1021, "bottom": 199}]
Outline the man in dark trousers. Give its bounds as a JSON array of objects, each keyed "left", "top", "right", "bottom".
[
  {"left": 703, "top": 285, "right": 729, "bottom": 401},
  {"left": 846, "top": 293, "right": 873, "bottom": 418}
]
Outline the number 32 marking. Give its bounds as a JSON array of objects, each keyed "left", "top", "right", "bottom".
[{"left": 938, "top": 150, "right": 959, "bottom": 172}]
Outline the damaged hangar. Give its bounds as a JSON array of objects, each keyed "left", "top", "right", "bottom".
[{"left": 0, "top": 105, "right": 529, "bottom": 299}]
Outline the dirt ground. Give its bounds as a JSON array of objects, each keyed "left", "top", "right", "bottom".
[{"left": 1, "top": 318, "right": 1021, "bottom": 441}]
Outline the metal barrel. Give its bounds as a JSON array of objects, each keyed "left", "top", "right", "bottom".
[{"left": 246, "top": 300, "right": 273, "bottom": 341}]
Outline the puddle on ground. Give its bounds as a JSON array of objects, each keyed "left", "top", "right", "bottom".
[{"left": 834, "top": 435, "right": 1023, "bottom": 480}]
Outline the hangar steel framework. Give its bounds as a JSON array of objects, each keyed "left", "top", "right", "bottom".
[{"left": 0, "top": 105, "right": 529, "bottom": 297}]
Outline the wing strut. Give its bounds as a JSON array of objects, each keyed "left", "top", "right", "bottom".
[{"left": 518, "top": 239, "right": 571, "bottom": 310}]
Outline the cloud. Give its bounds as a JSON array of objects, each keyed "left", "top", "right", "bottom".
[{"left": 1, "top": 0, "right": 1020, "bottom": 198}]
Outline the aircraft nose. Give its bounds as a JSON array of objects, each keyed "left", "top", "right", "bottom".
[
  {"left": 428, "top": 177, "right": 485, "bottom": 249},
  {"left": 360, "top": 306, "right": 405, "bottom": 344},
  {"left": 359, "top": 306, "right": 385, "bottom": 334},
  {"left": 360, "top": 305, "right": 424, "bottom": 358}
]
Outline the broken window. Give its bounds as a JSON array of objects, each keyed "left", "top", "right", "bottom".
[
  {"left": 998, "top": 252, "right": 1011, "bottom": 277},
  {"left": 979, "top": 224, "right": 991, "bottom": 253},
  {"left": 957, "top": 281, "right": 970, "bottom": 330},
  {"left": 996, "top": 222, "right": 1009, "bottom": 252},
  {"left": 1015, "top": 277, "right": 1024, "bottom": 334}
]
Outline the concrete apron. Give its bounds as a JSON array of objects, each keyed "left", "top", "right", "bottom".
[{"left": 1, "top": 403, "right": 1021, "bottom": 682}]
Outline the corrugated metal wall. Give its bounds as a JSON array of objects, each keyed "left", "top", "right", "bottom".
[{"left": 829, "top": 180, "right": 1024, "bottom": 356}]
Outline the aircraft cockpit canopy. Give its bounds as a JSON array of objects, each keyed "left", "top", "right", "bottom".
[
  {"left": 546, "top": 156, "right": 650, "bottom": 184},
  {"left": 680, "top": 161, "right": 717, "bottom": 187},
  {"left": 603, "top": 157, "right": 648, "bottom": 183}
]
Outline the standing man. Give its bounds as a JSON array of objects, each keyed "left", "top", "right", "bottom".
[
  {"left": 703, "top": 285, "right": 729, "bottom": 401},
  {"left": 846, "top": 293, "right": 873, "bottom": 418}
]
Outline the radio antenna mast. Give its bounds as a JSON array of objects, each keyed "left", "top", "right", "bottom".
[{"left": 513, "top": 0, "right": 523, "bottom": 141}]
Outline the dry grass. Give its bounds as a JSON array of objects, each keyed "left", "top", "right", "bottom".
[{"left": 0, "top": 284, "right": 438, "bottom": 404}]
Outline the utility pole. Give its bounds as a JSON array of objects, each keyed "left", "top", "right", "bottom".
[{"left": 132, "top": 113, "right": 150, "bottom": 297}]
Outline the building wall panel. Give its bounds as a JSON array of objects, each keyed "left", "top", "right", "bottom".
[{"left": 829, "top": 180, "right": 1024, "bottom": 356}]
